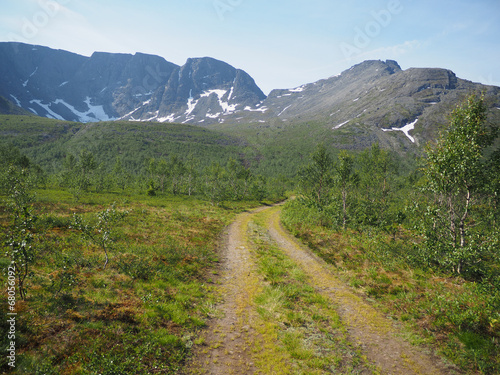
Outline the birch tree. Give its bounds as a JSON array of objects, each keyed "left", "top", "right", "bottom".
[{"left": 422, "top": 94, "right": 499, "bottom": 277}]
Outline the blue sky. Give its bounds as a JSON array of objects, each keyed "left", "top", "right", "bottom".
[{"left": 1, "top": 0, "right": 499, "bottom": 94}]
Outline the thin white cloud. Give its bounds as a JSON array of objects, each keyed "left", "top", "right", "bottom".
[
  {"left": 3, "top": 1, "right": 125, "bottom": 56},
  {"left": 437, "top": 22, "right": 470, "bottom": 39}
]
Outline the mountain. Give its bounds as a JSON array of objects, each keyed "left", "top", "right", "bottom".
[
  {"left": 123, "top": 56, "right": 266, "bottom": 124},
  {"left": 1, "top": 42, "right": 499, "bottom": 150},
  {"left": 222, "top": 59, "right": 500, "bottom": 147},
  {"left": 0, "top": 42, "right": 264, "bottom": 123}
]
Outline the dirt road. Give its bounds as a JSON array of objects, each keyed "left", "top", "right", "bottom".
[{"left": 184, "top": 205, "right": 457, "bottom": 374}]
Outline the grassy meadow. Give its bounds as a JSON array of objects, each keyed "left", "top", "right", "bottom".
[
  {"left": 281, "top": 200, "right": 500, "bottom": 374},
  {"left": 0, "top": 188, "right": 260, "bottom": 374}
]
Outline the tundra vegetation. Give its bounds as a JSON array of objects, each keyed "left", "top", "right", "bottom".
[{"left": 0, "top": 94, "right": 499, "bottom": 374}]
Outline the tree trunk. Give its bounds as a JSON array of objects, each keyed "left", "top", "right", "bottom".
[
  {"left": 459, "top": 188, "right": 471, "bottom": 248},
  {"left": 448, "top": 195, "right": 457, "bottom": 247}
]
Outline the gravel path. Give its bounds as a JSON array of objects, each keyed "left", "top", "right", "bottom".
[{"left": 184, "top": 209, "right": 266, "bottom": 375}]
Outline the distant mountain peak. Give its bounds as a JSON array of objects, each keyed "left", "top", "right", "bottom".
[
  {"left": 1, "top": 41, "right": 499, "bottom": 152},
  {"left": 0, "top": 42, "right": 264, "bottom": 124}
]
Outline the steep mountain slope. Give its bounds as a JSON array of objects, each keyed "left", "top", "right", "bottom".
[
  {"left": 0, "top": 42, "right": 264, "bottom": 123},
  {"left": 124, "top": 56, "right": 266, "bottom": 124},
  {"left": 1, "top": 42, "right": 499, "bottom": 151},
  {"left": 219, "top": 60, "right": 500, "bottom": 149}
]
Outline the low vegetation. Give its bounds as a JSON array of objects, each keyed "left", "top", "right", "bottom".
[
  {"left": 282, "top": 95, "right": 500, "bottom": 374},
  {"left": 0, "top": 185, "right": 264, "bottom": 373},
  {"left": 248, "top": 211, "right": 375, "bottom": 374}
]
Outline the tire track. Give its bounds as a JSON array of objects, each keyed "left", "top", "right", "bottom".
[
  {"left": 263, "top": 205, "right": 458, "bottom": 375},
  {"left": 184, "top": 207, "right": 289, "bottom": 375},
  {"left": 186, "top": 205, "right": 458, "bottom": 374}
]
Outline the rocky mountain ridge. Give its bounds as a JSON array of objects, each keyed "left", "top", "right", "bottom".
[
  {"left": 0, "top": 42, "right": 265, "bottom": 124},
  {"left": 1, "top": 42, "right": 499, "bottom": 148}
]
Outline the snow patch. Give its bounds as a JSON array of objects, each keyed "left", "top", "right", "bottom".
[
  {"left": 53, "top": 97, "right": 115, "bottom": 122},
  {"left": 201, "top": 89, "right": 226, "bottom": 99},
  {"left": 244, "top": 105, "right": 268, "bottom": 113},
  {"left": 332, "top": 120, "right": 349, "bottom": 130},
  {"left": 119, "top": 106, "right": 142, "bottom": 120},
  {"left": 83, "top": 97, "right": 115, "bottom": 121},
  {"left": 356, "top": 109, "right": 367, "bottom": 118},
  {"left": 9, "top": 95, "right": 21, "bottom": 107},
  {"left": 353, "top": 97, "right": 359, "bottom": 102},
  {"left": 220, "top": 101, "right": 237, "bottom": 114},
  {"left": 184, "top": 89, "right": 231, "bottom": 117},
  {"left": 23, "top": 67, "right": 38, "bottom": 87},
  {"left": 133, "top": 91, "right": 153, "bottom": 97},
  {"left": 227, "top": 86, "right": 234, "bottom": 101},
  {"left": 289, "top": 85, "right": 306, "bottom": 93},
  {"left": 142, "top": 111, "right": 159, "bottom": 122},
  {"left": 30, "top": 99, "right": 65, "bottom": 120},
  {"left": 185, "top": 89, "right": 197, "bottom": 116},
  {"left": 382, "top": 119, "right": 418, "bottom": 143},
  {"left": 278, "top": 105, "right": 292, "bottom": 117},
  {"left": 201, "top": 89, "right": 237, "bottom": 114},
  {"left": 158, "top": 114, "right": 178, "bottom": 123}
]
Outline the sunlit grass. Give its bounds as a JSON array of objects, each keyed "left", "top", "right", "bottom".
[
  {"left": 281, "top": 201, "right": 500, "bottom": 374},
  {"left": 0, "top": 187, "right": 259, "bottom": 374},
  {"left": 247, "top": 215, "right": 372, "bottom": 374}
]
